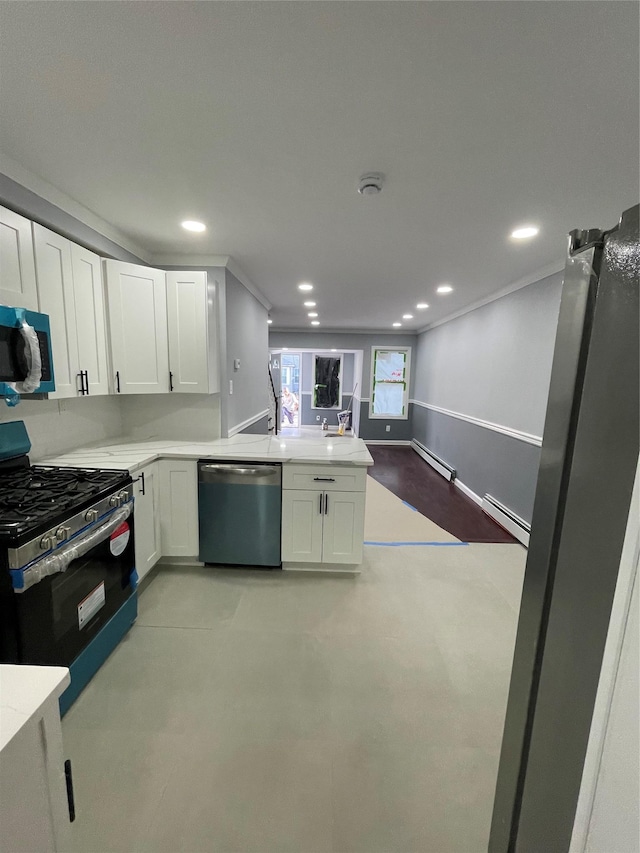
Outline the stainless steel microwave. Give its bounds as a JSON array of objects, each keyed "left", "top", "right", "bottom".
[{"left": 0, "top": 306, "right": 56, "bottom": 398}]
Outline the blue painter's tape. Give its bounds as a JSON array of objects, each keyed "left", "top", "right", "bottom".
[
  {"left": 59, "top": 593, "right": 137, "bottom": 716},
  {"left": 130, "top": 568, "right": 139, "bottom": 589},
  {"left": 401, "top": 500, "right": 418, "bottom": 512},
  {"left": 9, "top": 569, "right": 24, "bottom": 589},
  {"left": 364, "top": 541, "right": 469, "bottom": 547}
]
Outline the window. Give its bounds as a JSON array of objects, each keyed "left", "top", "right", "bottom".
[
  {"left": 369, "top": 347, "right": 411, "bottom": 419},
  {"left": 312, "top": 354, "right": 342, "bottom": 409}
]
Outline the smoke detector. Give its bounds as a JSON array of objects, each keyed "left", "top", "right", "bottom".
[{"left": 358, "top": 172, "right": 385, "bottom": 196}]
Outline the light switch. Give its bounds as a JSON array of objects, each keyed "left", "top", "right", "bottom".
[{"left": 234, "top": 359, "right": 241, "bottom": 371}]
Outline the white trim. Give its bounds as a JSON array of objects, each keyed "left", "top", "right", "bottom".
[
  {"left": 482, "top": 495, "right": 530, "bottom": 547},
  {"left": 228, "top": 408, "right": 270, "bottom": 437},
  {"left": 0, "top": 152, "right": 152, "bottom": 262},
  {"left": 454, "top": 478, "right": 483, "bottom": 506},
  {"left": 153, "top": 254, "right": 272, "bottom": 311},
  {"left": 270, "top": 328, "right": 416, "bottom": 336},
  {"left": 365, "top": 440, "right": 412, "bottom": 446},
  {"left": 410, "top": 399, "right": 543, "bottom": 447},
  {"left": 417, "top": 259, "right": 565, "bottom": 334},
  {"left": 410, "top": 440, "right": 455, "bottom": 482}
]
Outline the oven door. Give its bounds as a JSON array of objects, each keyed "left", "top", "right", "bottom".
[
  {"left": 0, "top": 306, "right": 55, "bottom": 394},
  {"left": 14, "top": 512, "right": 135, "bottom": 666}
]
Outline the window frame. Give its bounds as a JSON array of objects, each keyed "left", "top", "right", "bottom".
[{"left": 368, "top": 346, "right": 411, "bottom": 420}]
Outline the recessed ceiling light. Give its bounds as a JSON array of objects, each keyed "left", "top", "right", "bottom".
[
  {"left": 308, "top": 312, "right": 318, "bottom": 318},
  {"left": 267, "top": 319, "right": 272, "bottom": 324},
  {"left": 392, "top": 322, "right": 402, "bottom": 327},
  {"left": 437, "top": 284, "right": 453, "bottom": 294},
  {"left": 283, "top": 347, "right": 289, "bottom": 351},
  {"left": 181, "top": 220, "right": 206, "bottom": 232},
  {"left": 303, "top": 301, "right": 316, "bottom": 308},
  {"left": 331, "top": 349, "right": 337, "bottom": 352},
  {"left": 298, "top": 282, "right": 314, "bottom": 292},
  {"left": 311, "top": 320, "right": 320, "bottom": 326},
  {"left": 402, "top": 314, "right": 414, "bottom": 320},
  {"left": 416, "top": 302, "right": 429, "bottom": 310},
  {"left": 511, "top": 225, "right": 539, "bottom": 240}
]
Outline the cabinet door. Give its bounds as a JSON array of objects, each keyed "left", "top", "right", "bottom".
[
  {"left": 70, "top": 244, "right": 109, "bottom": 396},
  {"left": 134, "top": 463, "right": 161, "bottom": 582},
  {"left": 322, "top": 490, "right": 366, "bottom": 565},
  {"left": 159, "top": 459, "right": 198, "bottom": 556},
  {"left": 166, "top": 271, "right": 209, "bottom": 393},
  {"left": 104, "top": 260, "right": 169, "bottom": 394},
  {"left": 281, "top": 489, "right": 324, "bottom": 563},
  {"left": 32, "top": 224, "right": 80, "bottom": 399},
  {"left": 0, "top": 206, "right": 38, "bottom": 310}
]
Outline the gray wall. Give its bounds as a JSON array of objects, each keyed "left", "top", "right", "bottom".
[
  {"left": 412, "top": 273, "right": 564, "bottom": 522},
  {"left": 224, "top": 271, "right": 269, "bottom": 434},
  {"left": 269, "top": 331, "right": 417, "bottom": 440}
]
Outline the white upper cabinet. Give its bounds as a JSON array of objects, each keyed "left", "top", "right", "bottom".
[
  {"left": 0, "top": 205, "right": 38, "bottom": 311},
  {"left": 33, "top": 223, "right": 109, "bottom": 398},
  {"left": 104, "top": 260, "right": 170, "bottom": 395},
  {"left": 70, "top": 244, "right": 109, "bottom": 396},
  {"left": 166, "top": 270, "right": 218, "bottom": 394},
  {"left": 33, "top": 224, "right": 80, "bottom": 398}
]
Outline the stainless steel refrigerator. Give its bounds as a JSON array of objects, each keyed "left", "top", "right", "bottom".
[{"left": 489, "top": 204, "right": 639, "bottom": 852}]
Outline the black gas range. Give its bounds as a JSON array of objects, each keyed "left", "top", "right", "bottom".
[{"left": 0, "top": 422, "right": 138, "bottom": 712}]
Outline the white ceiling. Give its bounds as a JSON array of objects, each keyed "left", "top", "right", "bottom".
[{"left": 0, "top": 2, "right": 638, "bottom": 331}]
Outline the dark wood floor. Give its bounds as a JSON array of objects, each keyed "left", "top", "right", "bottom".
[{"left": 368, "top": 446, "right": 517, "bottom": 544}]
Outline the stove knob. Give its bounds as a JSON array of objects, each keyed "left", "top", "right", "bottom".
[
  {"left": 85, "top": 509, "right": 99, "bottom": 523},
  {"left": 109, "top": 495, "right": 120, "bottom": 508},
  {"left": 40, "top": 535, "right": 54, "bottom": 551},
  {"left": 118, "top": 490, "right": 129, "bottom": 504},
  {"left": 56, "top": 526, "right": 70, "bottom": 542}
]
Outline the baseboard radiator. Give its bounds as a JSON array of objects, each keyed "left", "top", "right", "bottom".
[
  {"left": 410, "top": 439, "right": 456, "bottom": 482},
  {"left": 482, "top": 494, "right": 531, "bottom": 547}
]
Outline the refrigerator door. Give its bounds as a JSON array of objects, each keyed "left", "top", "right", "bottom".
[{"left": 490, "top": 205, "right": 639, "bottom": 852}]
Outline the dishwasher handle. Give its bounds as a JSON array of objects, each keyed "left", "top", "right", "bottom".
[
  {"left": 199, "top": 462, "right": 282, "bottom": 486},
  {"left": 200, "top": 464, "right": 279, "bottom": 476}
]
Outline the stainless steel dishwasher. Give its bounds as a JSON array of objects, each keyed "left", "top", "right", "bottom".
[{"left": 198, "top": 461, "right": 282, "bottom": 568}]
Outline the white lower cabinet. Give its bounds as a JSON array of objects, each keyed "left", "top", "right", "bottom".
[
  {"left": 159, "top": 459, "right": 198, "bottom": 557},
  {"left": 281, "top": 465, "right": 366, "bottom": 566},
  {"left": 133, "top": 462, "right": 161, "bottom": 582}
]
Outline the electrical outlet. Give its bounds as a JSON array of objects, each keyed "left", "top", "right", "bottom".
[
  {"left": 229, "top": 380, "right": 233, "bottom": 395},
  {"left": 385, "top": 424, "right": 391, "bottom": 432},
  {"left": 316, "top": 415, "right": 320, "bottom": 421}
]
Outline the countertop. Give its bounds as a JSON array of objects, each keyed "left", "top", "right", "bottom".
[
  {"left": 0, "top": 665, "right": 70, "bottom": 751},
  {"left": 39, "top": 433, "right": 374, "bottom": 474}
]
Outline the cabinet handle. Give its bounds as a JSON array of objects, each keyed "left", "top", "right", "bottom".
[
  {"left": 324, "top": 493, "right": 329, "bottom": 514},
  {"left": 319, "top": 493, "right": 323, "bottom": 514},
  {"left": 313, "top": 477, "right": 336, "bottom": 482},
  {"left": 64, "top": 759, "right": 76, "bottom": 822},
  {"left": 76, "top": 372, "right": 86, "bottom": 396},
  {"left": 83, "top": 370, "right": 90, "bottom": 395},
  {"left": 169, "top": 371, "right": 174, "bottom": 392},
  {"left": 134, "top": 471, "right": 146, "bottom": 495},
  {"left": 115, "top": 371, "right": 120, "bottom": 393}
]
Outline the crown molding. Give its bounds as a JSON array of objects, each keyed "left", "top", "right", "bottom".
[
  {"left": 0, "top": 152, "right": 152, "bottom": 262},
  {"left": 416, "top": 259, "right": 565, "bottom": 335}
]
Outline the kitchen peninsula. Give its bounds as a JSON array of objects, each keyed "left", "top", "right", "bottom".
[{"left": 41, "top": 434, "right": 374, "bottom": 576}]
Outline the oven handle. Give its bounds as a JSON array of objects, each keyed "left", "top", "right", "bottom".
[{"left": 13, "top": 503, "right": 133, "bottom": 593}]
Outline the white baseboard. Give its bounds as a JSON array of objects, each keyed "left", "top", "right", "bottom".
[
  {"left": 454, "top": 478, "right": 483, "bottom": 506},
  {"left": 482, "top": 495, "right": 531, "bottom": 547},
  {"left": 282, "top": 562, "right": 360, "bottom": 574},
  {"left": 365, "top": 440, "right": 412, "bottom": 446},
  {"left": 410, "top": 439, "right": 455, "bottom": 482}
]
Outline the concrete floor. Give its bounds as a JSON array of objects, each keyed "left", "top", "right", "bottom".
[{"left": 62, "top": 542, "right": 526, "bottom": 853}]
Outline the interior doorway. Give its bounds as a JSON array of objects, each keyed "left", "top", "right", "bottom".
[{"left": 281, "top": 352, "right": 301, "bottom": 428}]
